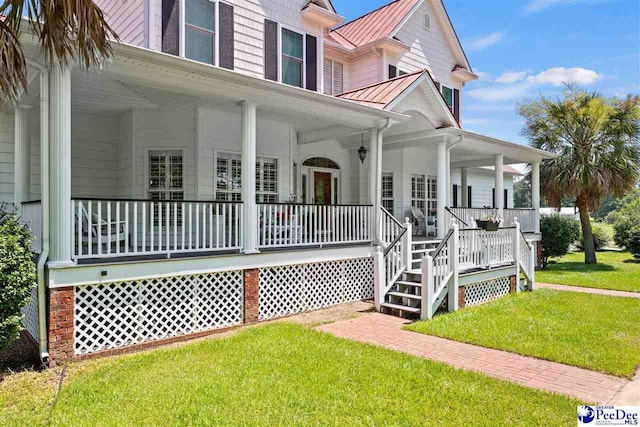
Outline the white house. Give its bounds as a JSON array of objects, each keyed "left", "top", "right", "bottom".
[{"left": 1, "top": 0, "right": 553, "bottom": 366}]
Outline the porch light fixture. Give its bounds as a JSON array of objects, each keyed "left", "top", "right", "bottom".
[{"left": 357, "top": 134, "right": 368, "bottom": 164}]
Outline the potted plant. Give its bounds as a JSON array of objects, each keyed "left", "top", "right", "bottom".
[{"left": 476, "top": 215, "right": 502, "bottom": 231}]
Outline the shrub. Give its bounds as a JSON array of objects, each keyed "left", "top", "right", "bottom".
[
  {"left": 0, "top": 205, "right": 36, "bottom": 351},
  {"left": 577, "top": 222, "right": 611, "bottom": 251},
  {"left": 612, "top": 196, "right": 640, "bottom": 249},
  {"left": 628, "top": 226, "right": 640, "bottom": 259},
  {"left": 540, "top": 215, "right": 581, "bottom": 268}
]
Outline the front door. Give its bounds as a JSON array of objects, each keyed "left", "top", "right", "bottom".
[{"left": 313, "top": 172, "right": 332, "bottom": 204}]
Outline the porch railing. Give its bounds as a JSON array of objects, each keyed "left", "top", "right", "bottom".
[
  {"left": 504, "top": 209, "right": 537, "bottom": 233},
  {"left": 446, "top": 207, "right": 538, "bottom": 233},
  {"left": 257, "top": 203, "right": 372, "bottom": 249},
  {"left": 458, "top": 227, "right": 515, "bottom": 271},
  {"left": 21, "top": 200, "right": 43, "bottom": 254},
  {"left": 72, "top": 198, "right": 243, "bottom": 259}
]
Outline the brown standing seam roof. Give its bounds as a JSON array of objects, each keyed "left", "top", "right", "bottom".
[
  {"left": 329, "top": 0, "right": 420, "bottom": 48},
  {"left": 336, "top": 70, "right": 426, "bottom": 109}
]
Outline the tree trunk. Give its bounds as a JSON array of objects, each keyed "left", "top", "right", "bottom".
[{"left": 577, "top": 200, "right": 597, "bottom": 264}]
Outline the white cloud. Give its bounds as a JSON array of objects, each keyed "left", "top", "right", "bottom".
[
  {"left": 466, "top": 82, "right": 532, "bottom": 102},
  {"left": 474, "top": 70, "right": 492, "bottom": 81},
  {"left": 462, "top": 118, "right": 492, "bottom": 126},
  {"left": 525, "top": 0, "right": 569, "bottom": 13},
  {"left": 468, "top": 32, "right": 505, "bottom": 51},
  {"left": 526, "top": 67, "right": 601, "bottom": 86},
  {"left": 495, "top": 71, "right": 528, "bottom": 84}
]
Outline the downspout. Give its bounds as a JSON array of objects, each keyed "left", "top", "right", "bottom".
[
  {"left": 27, "top": 59, "right": 50, "bottom": 364},
  {"left": 375, "top": 118, "right": 393, "bottom": 243}
]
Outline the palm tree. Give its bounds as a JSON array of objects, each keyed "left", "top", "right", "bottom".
[
  {"left": 0, "top": 0, "right": 118, "bottom": 103},
  {"left": 520, "top": 87, "right": 640, "bottom": 264}
]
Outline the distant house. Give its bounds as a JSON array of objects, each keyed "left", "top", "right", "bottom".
[{"left": 3, "top": 0, "right": 552, "bottom": 366}]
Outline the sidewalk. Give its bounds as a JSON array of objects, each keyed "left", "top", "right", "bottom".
[
  {"left": 318, "top": 313, "right": 628, "bottom": 404},
  {"left": 537, "top": 283, "right": 640, "bottom": 299}
]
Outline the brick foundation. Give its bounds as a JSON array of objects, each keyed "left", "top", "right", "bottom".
[
  {"left": 536, "top": 241, "right": 543, "bottom": 269},
  {"left": 509, "top": 275, "right": 517, "bottom": 293},
  {"left": 244, "top": 269, "right": 259, "bottom": 324},
  {"left": 458, "top": 286, "right": 466, "bottom": 309},
  {"left": 48, "top": 287, "right": 74, "bottom": 367}
]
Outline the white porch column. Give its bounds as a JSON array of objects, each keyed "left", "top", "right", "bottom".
[
  {"left": 445, "top": 148, "right": 452, "bottom": 207},
  {"left": 14, "top": 105, "right": 32, "bottom": 208},
  {"left": 436, "top": 141, "right": 447, "bottom": 239},
  {"left": 532, "top": 161, "right": 541, "bottom": 233},
  {"left": 495, "top": 154, "right": 504, "bottom": 219},
  {"left": 240, "top": 101, "right": 259, "bottom": 254},
  {"left": 368, "top": 128, "right": 379, "bottom": 243},
  {"left": 460, "top": 167, "right": 468, "bottom": 208},
  {"left": 49, "top": 65, "right": 73, "bottom": 265}
]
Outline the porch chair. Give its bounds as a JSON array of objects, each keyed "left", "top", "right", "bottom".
[
  {"left": 410, "top": 207, "right": 426, "bottom": 236},
  {"left": 74, "top": 204, "right": 127, "bottom": 253}
]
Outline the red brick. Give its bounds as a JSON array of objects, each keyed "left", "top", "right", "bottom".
[
  {"left": 243, "top": 269, "right": 260, "bottom": 324},
  {"left": 48, "top": 287, "right": 75, "bottom": 367}
]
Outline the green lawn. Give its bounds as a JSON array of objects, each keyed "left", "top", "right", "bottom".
[
  {"left": 1, "top": 323, "right": 581, "bottom": 426},
  {"left": 537, "top": 251, "right": 640, "bottom": 292},
  {"left": 406, "top": 289, "right": 640, "bottom": 378}
]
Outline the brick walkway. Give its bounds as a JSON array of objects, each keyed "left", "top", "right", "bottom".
[
  {"left": 318, "top": 313, "right": 628, "bottom": 403},
  {"left": 537, "top": 283, "right": 640, "bottom": 299}
]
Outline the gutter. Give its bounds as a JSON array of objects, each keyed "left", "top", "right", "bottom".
[{"left": 26, "top": 59, "right": 50, "bottom": 365}]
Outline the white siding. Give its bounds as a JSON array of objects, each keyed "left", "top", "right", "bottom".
[
  {"left": 349, "top": 52, "right": 381, "bottom": 90},
  {"left": 117, "top": 111, "right": 135, "bottom": 198},
  {"left": 0, "top": 112, "right": 14, "bottom": 203},
  {"left": 133, "top": 109, "right": 197, "bottom": 199},
  {"left": 96, "top": 0, "right": 145, "bottom": 47},
  {"left": 150, "top": 0, "right": 323, "bottom": 84},
  {"left": 197, "top": 108, "right": 292, "bottom": 201},
  {"left": 451, "top": 169, "right": 516, "bottom": 209},
  {"left": 393, "top": 2, "right": 461, "bottom": 90}
]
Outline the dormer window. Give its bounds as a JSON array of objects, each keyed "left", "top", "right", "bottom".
[
  {"left": 184, "top": 0, "right": 216, "bottom": 64},
  {"left": 424, "top": 13, "right": 431, "bottom": 31}
]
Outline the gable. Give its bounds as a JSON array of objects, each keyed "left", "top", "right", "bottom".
[
  {"left": 391, "top": 80, "right": 457, "bottom": 129},
  {"left": 391, "top": 0, "right": 471, "bottom": 76}
]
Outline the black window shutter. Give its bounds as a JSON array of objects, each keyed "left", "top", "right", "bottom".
[
  {"left": 504, "top": 189, "right": 508, "bottom": 209},
  {"left": 453, "top": 184, "right": 458, "bottom": 208},
  {"left": 434, "top": 81, "right": 441, "bottom": 91},
  {"left": 492, "top": 188, "right": 496, "bottom": 208},
  {"left": 305, "top": 35, "right": 317, "bottom": 91},
  {"left": 264, "top": 19, "right": 278, "bottom": 81},
  {"left": 388, "top": 65, "right": 397, "bottom": 79},
  {"left": 453, "top": 88, "right": 460, "bottom": 123},
  {"left": 162, "top": 0, "right": 179, "bottom": 55},
  {"left": 219, "top": 3, "right": 235, "bottom": 70},
  {"left": 467, "top": 186, "right": 472, "bottom": 208}
]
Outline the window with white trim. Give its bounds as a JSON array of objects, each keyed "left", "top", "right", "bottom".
[
  {"left": 440, "top": 85, "right": 454, "bottom": 113},
  {"left": 382, "top": 173, "right": 394, "bottom": 215},
  {"left": 427, "top": 176, "right": 437, "bottom": 216},
  {"left": 281, "top": 28, "right": 304, "bottom": 88},
  {"left": 424, "top": 13, "right": 431, "bottom": 30},
  {"left": 323, "top": 59, "right": 344, "bottom": 95},
  {"left": 411, "top": 174, "right": 426, "bottom": 212},
  {"left": 148, "top": 150, "right": 184, "bottom": 201},
  {"left": 215, "top": 153, "right": 278, "bottom": 202},
  {"left": 184, "top": 0, "right": 216, "bottom": 65}
]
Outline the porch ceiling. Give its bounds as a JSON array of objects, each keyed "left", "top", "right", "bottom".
[{"left": 17, "top": 37, "right": 408, "bottom": 134}]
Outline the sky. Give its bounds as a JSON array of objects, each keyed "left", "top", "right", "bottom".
[{"left": 332, "top": 0, "right": 640, "bottom": 145}]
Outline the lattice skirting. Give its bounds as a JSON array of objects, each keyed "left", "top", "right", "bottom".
[
  {"left": 74, "top": 271, "right": 243, "bottom": 355},
  {"left": 21, "top": 286, "right": 39, "bottom": 343},
  {"left": 464, "top": 276, "right": 511, "bottom": 307},
  {"left": 258, "top": 257, "right": 374, "bottom": 321}
]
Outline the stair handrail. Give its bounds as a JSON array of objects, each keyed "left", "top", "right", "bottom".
[
  {"left": 379, "top": 207, "right": 404, "bottom": 247},
  {"left": 445, "top": 207, "right": 469, "bottom": 227},
  {"left": 421, "top": 223, "right": 458, "bottom": 320}
]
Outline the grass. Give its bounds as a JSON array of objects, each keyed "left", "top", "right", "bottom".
[
  {"left": 406, "top": 289, "right": 640, "bottom": 378},
  {"left": 1, "top": 323, "right": 582, "bottom": 426},
  {"left": 537, "top": 251, "right": 640, "bottom": 292}
]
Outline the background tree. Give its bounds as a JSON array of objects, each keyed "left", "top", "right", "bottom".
[
  {"left": 513, "top": 176, "right": 532, "bottom": 208},
  {"left": 0, "top": 0, "right": 118, "bottom": 103},
  {"left": 519, "top": 88, "right": 640, "bottom": 264}
]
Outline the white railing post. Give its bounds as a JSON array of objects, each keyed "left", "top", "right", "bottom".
[
  {"left": 513, "top": 218, "right": 521, "bottom": 292},
  {"left": 373, "top": 246, "right": 385, "bottom": 311},
  {"left": 448, "top": 219, "right": 459, "bottom": 312},
  {"left": 403, "top": 217, "right": 412, "bottom": 270},
  {"left": 421, "top": 255, "right": 434, "bottom": 320},
  {"left": 529, "top": 242, "right": 536, "bottom": 291}
]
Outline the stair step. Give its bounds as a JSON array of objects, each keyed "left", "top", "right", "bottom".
[
  {"left": 381, "top": 302, "right": 421, "bottom": 314},
  {"left": 407, "top": 269, "right": 422, "bottom": 275},
  {"left": 396, "top": 280, "right": 421, "bottom": 287},
  {"left": 388, "top": 291, "right": 421, "bottom": 300},
  {"left": 412, "top": 240, "right": 442, "bottom": 246},
  {"left": 412, "top": 249, "right": 435, "bottom": 254}
]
